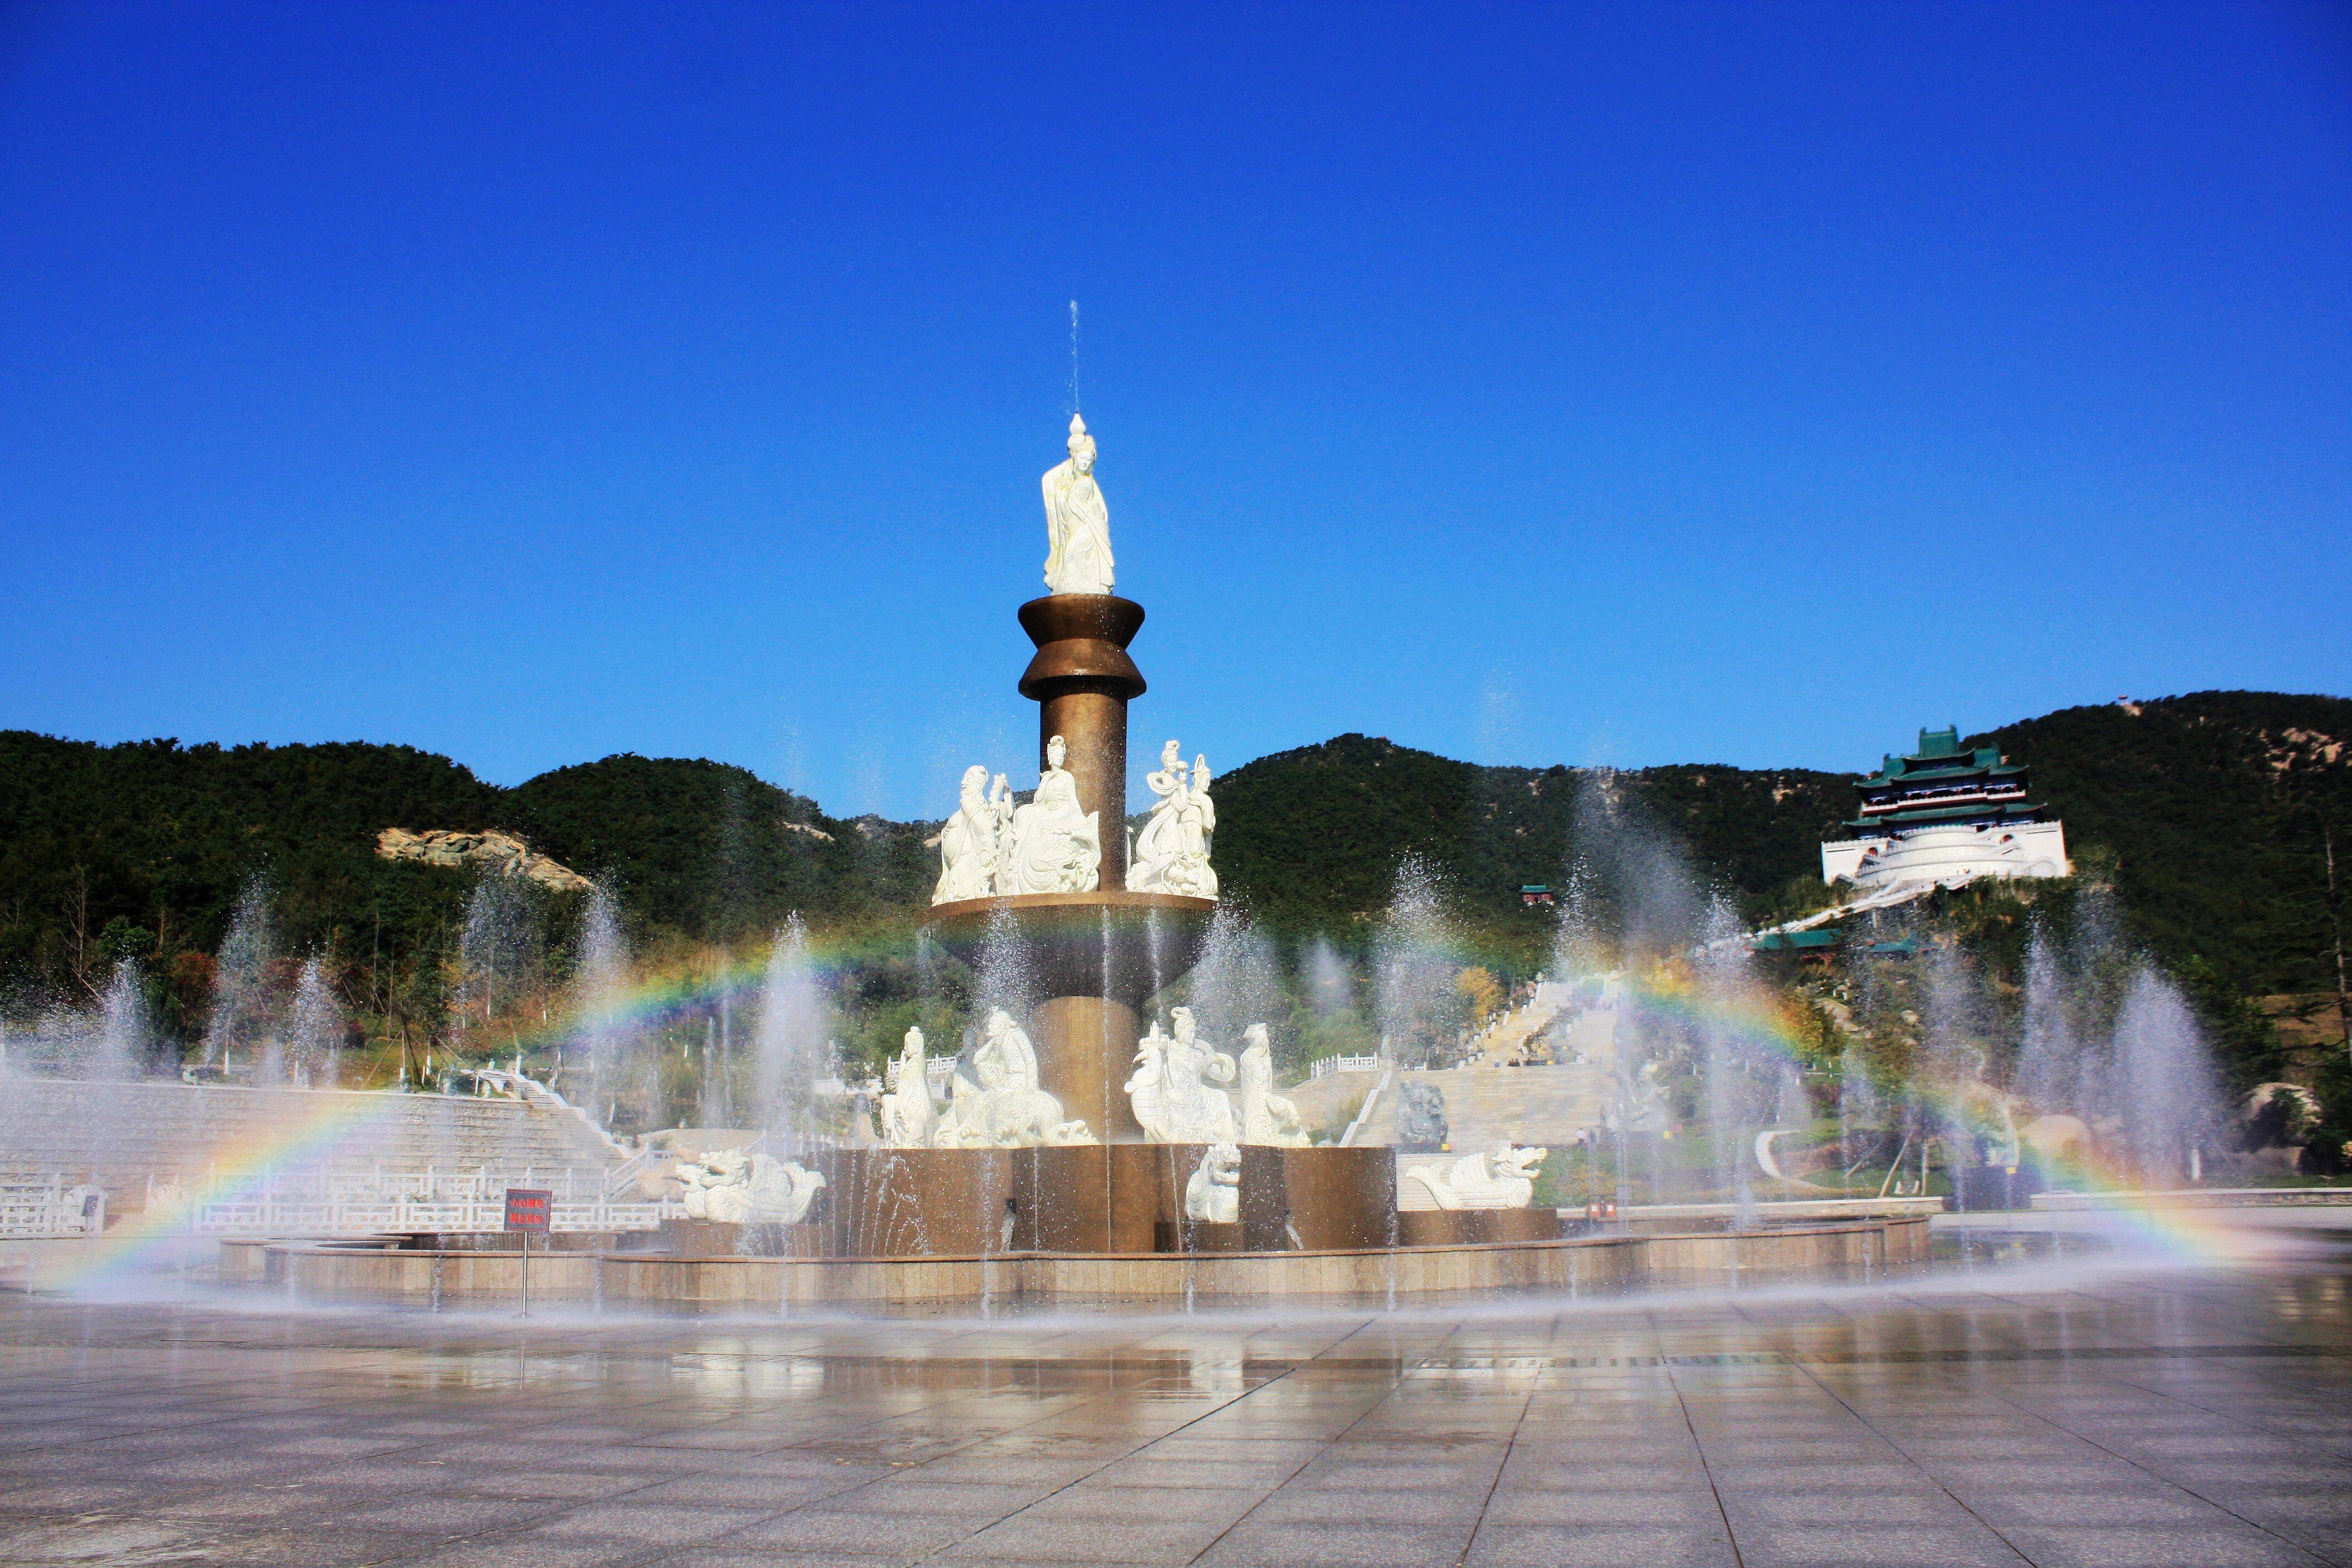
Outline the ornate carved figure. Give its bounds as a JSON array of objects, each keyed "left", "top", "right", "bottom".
[
  {"left": 1130, "top": 739, "right": 1188, "bottom": 892},
  {"left": 880, "top": 1026, "right": 938, "bottom": 1149},
  {"left": 678, "top": 1148, "right": 828, "bottom": 1225},
  {"left": 1179, "top": 756, "right": 1217, "bottom": 898},
  {"left": 999, "top": 736, "right": 1101, "bottom": 895},
  {"left": 931, "top": 1008, "right": 1090, "bottom": 1147},
  {"left": 1235, "top": 1024, "right": 1307, "bottom": 1146},
  {"left": 1404, "top": 1145, "right": 1547, "bottom": 1211},
  {"left": 1042, "top": 413, "right": 1114, "bottom": 596},
  {"left": 1395, "top": 1080, "right": 1450, "bottom": 1151},
  {"left": 933, "top": 766, "right": 1011, "bottom": 904},
  {"left": 1184, "top": 1142, "right": 1242, "bottom": 1224},
  {"left": 1125, "top": 1006, "right": 1238, "bottom": 1144},
  {"left": 1130, "top": 741, "right": 1217, "bottom": 897}
]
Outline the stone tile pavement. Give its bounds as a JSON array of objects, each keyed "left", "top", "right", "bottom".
[{"left": 2, "top": 1229, "right": 2349, "bottom": 1567}]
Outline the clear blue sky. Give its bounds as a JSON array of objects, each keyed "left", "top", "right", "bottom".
[{"left": 3, "top": 3, "right": 2346, "bottom": 819}]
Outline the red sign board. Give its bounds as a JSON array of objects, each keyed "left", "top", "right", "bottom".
[{"left": 503, "top": 1188, "right": 552, "bottom": 1234}]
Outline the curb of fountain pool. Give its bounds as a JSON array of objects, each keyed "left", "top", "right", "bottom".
[{"left": 226, "top": 1216, "right": 1929, "bottom": 1311}]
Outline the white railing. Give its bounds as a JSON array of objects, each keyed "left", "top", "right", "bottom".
[
  {"left": 1309, "top": 1053, "right": 1382, "bottom": 1080},
  {"left": 0, "top": 1177, "right": 107, "bottom": 1239},
  {"left": 883, "top": 1057, "right": 957, "bottom": 1093},
  {"left": 188, "top": 1193, "right": 676, "bottom": 1235},
  {"left": 182, "top": 1166, "right": 677, "bottom": 1235},
  {"left": 185, "top": 1165, "right": 599, "bottom": 1204}
]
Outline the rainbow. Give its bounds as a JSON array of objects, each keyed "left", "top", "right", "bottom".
[
  {"left": 35, "top": 1087, "right": 412, "bottom": 1294},
  {"left": 37, "top": 927, "right": 2275, "bottom": 1294}
]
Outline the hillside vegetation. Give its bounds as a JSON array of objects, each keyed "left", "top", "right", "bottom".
[
  {"left": 1212, "top": 693, "right": 2350, "bottom": 1002},
  {"left": 0, "top": 732, "right": 930, "bottom": 1046},
  {"left": 2, "top": 691, "right": 2343, "bottom": 1084}
]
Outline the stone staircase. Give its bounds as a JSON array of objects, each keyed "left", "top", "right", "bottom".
[
  {"left": 0, "top": 1079, "right": 626, "bottom": 1210},
  {"left": 1287, "top": 997, "right": 1628, "bottom": 1155}
]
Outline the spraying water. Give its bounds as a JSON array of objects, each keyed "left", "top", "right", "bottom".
[
  {"left": 1373, "top": 858, "right": 1462, "bottom": 1068},
  {"left": 284, "top": 959, "right": 341, "bottom": 1089},
  {"left": 574, "top": 883, "right": 631, "bottom": 1126},
  {"left": 203, "top": 880, "right": 279, "bottom": 1075},
  {"left": 94, "top": 959, "right": 149, "bottom": 1081},
  {"left": 755, "top": 914, "right": 829, "bottom": 1149}
]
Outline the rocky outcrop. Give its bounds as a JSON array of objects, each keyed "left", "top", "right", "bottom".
[{"left": 375, "top": 827, "right": 591, "bottom": 891}]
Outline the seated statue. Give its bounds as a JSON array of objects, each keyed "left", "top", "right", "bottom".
[
  {"left": 932, "top": 766, "right": 1011, "bottom": 905},
  {"left": 1184, "top": 1142, "right": 1241, "bottom": 1224},
  {"left": 931, "top": 1008, "right": 1091, "bottom": 1147},
  {"left": 998, "top": 736, "right": 1100, "bottom": 895},
  {"left": 1404, "top": 1145, "right": 1547, "bottom": 1211},
  {"left": 1234, "top": 1024, "right": 1307, "bottom": 1146},
  {"left": 879, "top": 1026, "right": 938, "bottom": 1148},
  {"left": 1125, "top": 1006, "right": 1238, "bottom": 1144}
]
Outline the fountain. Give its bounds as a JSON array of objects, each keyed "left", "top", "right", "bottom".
[
  {"left": 224, "top": 413, "right": 1942, "bottom": 1313},
  {"left": 790, "top": 413, "right": 1392, "bottom": 1261}
]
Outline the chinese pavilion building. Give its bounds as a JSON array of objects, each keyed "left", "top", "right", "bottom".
[{"left": 1820, "top": 726, "right": 2069, "bottom": 890}]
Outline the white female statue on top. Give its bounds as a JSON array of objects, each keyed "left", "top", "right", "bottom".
[
  {"left": 1042, "top": 413, "right": 1114, "bottom": 596},
  {"left": 999, "top": 735, "right": 1101, "bottom": 894}
]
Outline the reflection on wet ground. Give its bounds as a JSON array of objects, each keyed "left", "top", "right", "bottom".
[{"left": 3, "top": 1216, "right": 2350, "bottom": 1567}]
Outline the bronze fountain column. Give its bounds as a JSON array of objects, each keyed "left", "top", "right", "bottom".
[{"left": 1016, "top": 591, "right": 1148, "bottom": 1140}]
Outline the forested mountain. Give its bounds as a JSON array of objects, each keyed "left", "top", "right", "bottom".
[
  {"left": 1211, "top": 736, "right": 1849, "bottom": 930},
  {"left": 3, "top": 689, "right": 2344, "bottom": 1047},
  {"left": 1981, "top": 693, "right": 2350, "bottom": 999},
  {"left": 507, "top": 755, "right": 932, "bottom": 937},
  {"left": 0, "top": 733, "right": 931, "bottom": 1035}
]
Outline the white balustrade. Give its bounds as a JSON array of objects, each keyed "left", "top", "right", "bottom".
[
  {"left": 1308, "top": 1052, "right": 1382, "bottom": 1081},
  {"left": 0, "top": 1177, "right": 107, "bottom": 1239}
]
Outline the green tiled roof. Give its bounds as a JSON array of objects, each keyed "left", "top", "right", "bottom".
[
  {"left": 1753, "top": 928, "right": 1844, "bottom": 952},
  {"left": 1847, "top": 801, "right": 2046, "bottom": 830}
]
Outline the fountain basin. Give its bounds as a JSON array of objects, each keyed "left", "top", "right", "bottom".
[{"left": 238, "top": 1216, "right": 1933, "bottom": 1311}]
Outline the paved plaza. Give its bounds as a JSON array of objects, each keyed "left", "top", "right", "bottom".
[{"left": 3, "top": 1222, "right": 2350, "bottom": 1568}]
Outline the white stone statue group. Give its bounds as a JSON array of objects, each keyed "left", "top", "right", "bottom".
[
  {"left": 677, "top": 1147, "right": 827, "bottom": 1226},
  {"left": 932, "top": 736, "right": 1101, "bottom": 905},
  {"left": 1126, "top": 1009, "right": 1306, "bottom": 1147},
  {"left": 878, "top": 1014, "right": 1095, "bottom": 1149},
  {"left": 1128, "top": 739, "right": 1218, "bottom": 898}
]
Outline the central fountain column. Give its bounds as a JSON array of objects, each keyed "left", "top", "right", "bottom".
[
  {"left": 1017, "top": 593, "right": 1145, "bottom": 891},
  {"left": 1014, "top": 592, "right": 1150, "bottom": 1139}
]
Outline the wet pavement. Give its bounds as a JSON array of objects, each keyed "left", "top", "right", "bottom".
[{"left": 3, "top": 1220, "right": 2349, "bottom": 1568}]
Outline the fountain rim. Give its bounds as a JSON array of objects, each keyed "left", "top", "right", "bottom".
[{"left": 919, "top": 890, "right": 1218, "bottom": 925}]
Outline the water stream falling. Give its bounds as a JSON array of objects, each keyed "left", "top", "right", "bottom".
[
  {"left": 754, "top": 915, "right": 829, "bottom": 1151},
  {"left": 573, "top": 883, "right": 631, "bottom": 1125},
  {"left": 203, "top": 880, "right": 279, "bottom": 1074},
  {"left": 283, "top": 959, "right": 341, "bottom": 1088},
  {"left": 93, "top": 960, "right": 150, "bottom": 1082}
]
